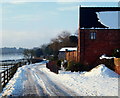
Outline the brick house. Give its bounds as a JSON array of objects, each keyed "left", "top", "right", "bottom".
[
  {"left": 77, "top": 7, "right": 120, "bottom": 67},
  {"left": 78, "top": 29, "right": 120, "bottom": 66}
]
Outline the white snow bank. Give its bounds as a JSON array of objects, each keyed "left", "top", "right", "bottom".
[
  {"left": 84, "top": 64, "right": 118, "bottom": 77},
  {"left": 43, "top": 64, "right": 119, "bottom": 96}
]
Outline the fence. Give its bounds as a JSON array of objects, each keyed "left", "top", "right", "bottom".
[
  {"left": 0, "top": 60, "right": 27, "bottom": 93},
  {"left": 66, "top": 51, "right": 77, "bottom": 62}
]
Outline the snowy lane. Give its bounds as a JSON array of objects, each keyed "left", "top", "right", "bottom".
[
  {"left": 1, "top": 62, "right": 78, "bottom": 96},
  {"left": 22, "top": 69, "right": 47, "bottom": 96},
  {"left": 31, "top": 66, "right": 77, "bottom": 96}
]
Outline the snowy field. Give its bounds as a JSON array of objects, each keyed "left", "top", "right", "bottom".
[{"left": 0, "top": 61, "right": 119, "bottom": 97}]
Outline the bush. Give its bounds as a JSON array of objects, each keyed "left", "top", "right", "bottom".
[
  {"left": 66, "top": 61, "right": 75, "bottom": 72},
  {"left": 104, "top": 58, "right": 115, "bottom": 71},
  {"left": 66, "top": 61, "right": 85, "bottom": 72},
  {"left": 113, "top": 48, "right": 120, "bottom": 58},
  {"left": 46, "top": 61, "right": 59, "bottom": 74},
  {"left": 57, "top": 60, "right": 61, "bottom": 69}
]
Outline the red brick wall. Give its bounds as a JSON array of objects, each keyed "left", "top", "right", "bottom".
[{"left": 78, "top": 29, "right": 120, "bottom": 66}]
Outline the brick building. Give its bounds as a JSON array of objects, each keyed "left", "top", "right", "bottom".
[
  {"left": 78, "top": 29, "right": 120, "bottom": 66},
  {"left": 77, "top": 7, "right": 120, "bottom": 67}
]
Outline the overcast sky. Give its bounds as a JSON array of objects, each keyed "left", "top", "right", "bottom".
[{"left": 0, "top": 1, "right": 119, "bottom": 49}]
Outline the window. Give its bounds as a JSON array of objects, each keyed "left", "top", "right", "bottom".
[{"left": 90, "top": 32, "right": 96, "bottom": 39}]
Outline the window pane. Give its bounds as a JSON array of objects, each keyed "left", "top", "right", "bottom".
[
  {"left": 94, "top": 32, "right": 96, "bottom": 39},
  {"left": 90, "top": 32, "right": 96, "bottom": 39}
]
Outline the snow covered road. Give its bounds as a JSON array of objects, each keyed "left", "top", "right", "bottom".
[
  {"left": 1, "top": 61, "right": 78, "bottom": 96},
  {"left": 0, "top": 61, "right": 119, "bottom": 97},
  {"left": 22, "top": 66, "right": 77, "bottom": 96}
]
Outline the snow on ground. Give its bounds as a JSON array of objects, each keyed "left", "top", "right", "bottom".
[
  {"left": 0, "top": 61, "right": 47, "bottom": 96},
  {"left": 40, "top": 64, "right": 119, "bottom": 96},
  {"left": 0, "top": 61, "right": 119, "bottom": 96}
]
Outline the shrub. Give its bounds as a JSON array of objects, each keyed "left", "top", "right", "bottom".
[
  {"left": 66, "top": 61, "right": 75, "bottom": 72},
  {"left": 66, "top": 61, "right": 85, "bottom": 72},
  {"left": 113, "top": 48, "right": 120, "bottom": 58},
  {"left": 104, "top": 58, "right": 115, "bottom": 71},
  {"left": 46, "top": 61, "right": 59, "bottom": 74},
  {"left": 57, "top": 60, "right": 61, "bottom": 69}
]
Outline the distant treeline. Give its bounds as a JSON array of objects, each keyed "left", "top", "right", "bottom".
[
  {"left": 0, "top": 47, "right": 25, "bottom": 54},
  {"left": 22, "top": 31, "right": 78, "bottom": 60},
  {"left": 35, "top": 31, "right": 78, "bottom": 60},
  {"left": 1, "top": 31, "right": 78, "bottom": 58}
]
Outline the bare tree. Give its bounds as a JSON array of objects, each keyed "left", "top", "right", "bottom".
[
  {"left": 40, "top": 31, "right": 78, "bottom": 60},
  {"left": 23, "top": 49, "right": 35, "bottom": 60}
]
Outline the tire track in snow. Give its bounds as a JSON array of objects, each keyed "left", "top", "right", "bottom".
[
  {"left": 23, "top": 68, "right": 49, "bottom": 96},
  {"left": 32, "top": 66, "right": 78, "bottom": 96}
]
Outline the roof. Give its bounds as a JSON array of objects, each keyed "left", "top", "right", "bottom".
[
  {"left": 79, "top": 7, "right": 120, "bottom": 28},
  {"left": 59, "top": 47, "right": 77, "bottom": 52}
]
